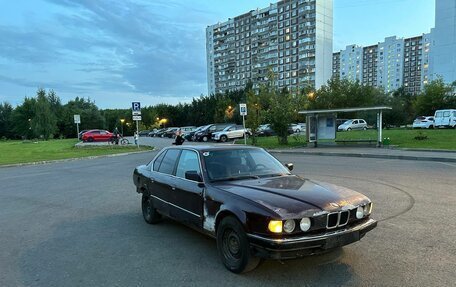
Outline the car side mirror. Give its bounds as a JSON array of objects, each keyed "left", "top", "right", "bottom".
[
  {"left": 185, "top": 171, "right": 203, "bottom": 182},
  {"left": 285, "top": 163, "right": 294, "bottom": 171}
]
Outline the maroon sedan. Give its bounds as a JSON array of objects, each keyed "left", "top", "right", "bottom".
[{"left": 81, "top": 130, "right": 115, "bottom": 142}]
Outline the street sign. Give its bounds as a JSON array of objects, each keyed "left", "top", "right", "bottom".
[
  {"left": 133, "top": 115, "right": 142, "bottom": 121},
  {"left": 132, "top": 102, "right": 141, "bottom": 115},
  {"left": 239, "top": 103, "right": 247, "bottom": 116},
  {"left": 74, "top": 114, "right": 81, "bottom": 124}
]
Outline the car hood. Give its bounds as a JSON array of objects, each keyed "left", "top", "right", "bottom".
[{"left": 212, "top": 175, "right": 369, "bottom": 218}]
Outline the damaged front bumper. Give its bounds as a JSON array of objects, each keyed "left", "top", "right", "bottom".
[{"left": 247, "top": 218, "right": 377, "bottom": 260}]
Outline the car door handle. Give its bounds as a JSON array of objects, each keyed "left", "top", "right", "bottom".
[{"left": 171, "top": 186, "right": 176, "bottom": 191}]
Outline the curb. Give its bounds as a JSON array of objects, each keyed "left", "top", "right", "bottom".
[
  {"left": 268, "top": 150, "right": 456, "bottom": 163},
  {"left": 0, "top": 149, "right": 155, "bottom": 169}
]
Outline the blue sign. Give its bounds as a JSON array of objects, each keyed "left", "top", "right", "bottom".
[{"left": 132, "top": 102, "right": 141, "bottom": 112}]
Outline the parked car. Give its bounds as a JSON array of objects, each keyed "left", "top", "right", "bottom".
[
  {"left": 139, "top": 129, "right": 155, "bottom": 137},
  {"left": 78, "top": 130, "right": 89, "bottom": 140},
  {"left": 133, "top": 146, "right": 377, "bottom": 273},
  {"left": 154, "top": 128, "right": 168, "bottom": 137},
  {"left": 412, "top": 116, "right": 435, "bottom": 129},
  {"left": 257, "top": 124, "right": 276, "bottom": 137},
  {"left": 163, "top": 127, "right": 179, "bottom": 138},
  {"left": 149, "top": 128, "right": 165, "bottom": 137},
  {"left": 434, "top": 109, "right": 456, "bottom": 128},
  {"left": 212, "top": 125, "right": 251, "bottom": 142},
  {"left": 337, "top": 119, "right": 368, "bottom": 131},
  {"left": 82, "top": 129, "right": 115, "bottom": 142},
  {"left": 180, "top": 126, "right": 197, "bottom": 133},
  {"left": 336, "top": 119, "right": 350, "bottom": 127},
  {"left": 193, "top": 123, "right": 233, "bottom": 142},
  {"left": 184, "top": 125, "right": 206, "bottom": 141},
  {"left": 288, "top": 124, "right": 303, "bottom": 134}
]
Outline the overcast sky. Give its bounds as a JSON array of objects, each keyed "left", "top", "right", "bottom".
[{"left": 0, "top": 0, "right": 435, "bottom": 108}]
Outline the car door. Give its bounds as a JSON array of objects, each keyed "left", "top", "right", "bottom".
[
  {"left": 169, "top": 149, "right": 204, "bottom": 228},
  {"left": 351, "top": 120, "right": 358, "bottom": 129},
  {"left": 150, "top": 149, "right": 181, "bottom": 217}
]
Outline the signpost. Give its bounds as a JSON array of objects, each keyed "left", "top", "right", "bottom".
[
  {"left": 239, "top": 103, "right": 247, "bottom": 145},
  {"left": 132, "top": 102, "right": 141, "bottom": 148},
  {"left": 74, "top": 114, "right": 81, "bottom": 139}
]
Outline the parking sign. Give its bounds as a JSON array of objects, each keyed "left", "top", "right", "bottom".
[
  {"left": 132, "top": 102, "right": 141, "bottom": 115},
  {"left": 239, "top": 103, "right": 247, "bottom": 116}
]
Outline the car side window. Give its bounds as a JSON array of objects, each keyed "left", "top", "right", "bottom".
[
  {"left": 175, "top": 150, "right": 201, "bottom": 179},
  {"left": 436, "top": 112, "right": 442, "bottom": 117},
  {"left": 158, "top": 149, "right": 181, "bottom": 175},
  {"left": 153, "top": 151, "right": 166, "bottom": 171},
  {"left": 443, "top": 111, "right": 450, "bottom": 117},
  {"left": 353, "top": 120, "right": 358, "bottom": 124}
]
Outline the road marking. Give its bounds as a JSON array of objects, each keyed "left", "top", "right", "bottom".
[{"left": 435, "top": 162, "right": 456, "bottom": 168}]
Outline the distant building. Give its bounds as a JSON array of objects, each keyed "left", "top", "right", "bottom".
[
  {"left": 339, "top": 45, "right": 363, "bottom": 82},
  {"left": 332, "top": 0, "right": 455, "bottom": 94},
  {"left": 430, "top": 0, "right": 456, "bottom": 83},
  {"left": 206, "top": 0, "right": 334, "bottom": 95},
  {"left": 362, "top": 45, "right": 378, "bottom": 87}
]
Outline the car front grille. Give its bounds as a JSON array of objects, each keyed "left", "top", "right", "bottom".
[{"left": 326, "top": 210, "right": 350, "bottom": 229}]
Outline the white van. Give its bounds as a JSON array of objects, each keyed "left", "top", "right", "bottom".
[{"left": 434, "top": 109, "right": 456, "bottom": 128}]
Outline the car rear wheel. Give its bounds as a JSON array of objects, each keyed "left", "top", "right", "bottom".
[
  {"left": 141, "top": 194, "right": 161, "bottom": 224},
  {"left": 220, "top": 135, "right": 228, "bottom": 142},
  {"left": 363, "top": 127, "right": 367, "bottom": 130},
  {"left": 428, "top": 125, "right": 434, "bottom": 129},
  {"left": 216, "top": 217, "right": 260, "bottom": 273},
  {"left": 87, "top": 137, "right": 94, "bottom": 142}
]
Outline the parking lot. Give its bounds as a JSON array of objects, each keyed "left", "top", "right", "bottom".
[{"left": 0, "top": 143, "right": 455, "bottom": 286}]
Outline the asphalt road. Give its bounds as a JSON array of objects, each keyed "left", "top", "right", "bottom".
[{"left": 0, "top": 142, "right": 455, "bottom": 287}]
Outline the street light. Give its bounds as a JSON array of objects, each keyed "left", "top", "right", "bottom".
[{"left": 120, "top": 119, "right": 125, "bottom": 136}]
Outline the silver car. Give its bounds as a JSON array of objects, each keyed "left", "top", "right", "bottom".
[{"left": 337, "top": 119, "right": 368, "bottom": 131}]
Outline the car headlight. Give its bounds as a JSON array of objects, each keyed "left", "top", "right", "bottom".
[
  {"left": 283, "top": 220, "right": 295, "bottom": 233},
  {"left": 300, "top": 217, "right": 311, "bottom": 232},
  {"left": 356, "top": 206, "right": 364, "bottom": 219},
  {"left": 268, "top": 220, "right": 282, "bottom": 233}
]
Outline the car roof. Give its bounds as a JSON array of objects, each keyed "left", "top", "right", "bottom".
[{"left": 162, "top": 145, "right": 262, "bottom": 152}]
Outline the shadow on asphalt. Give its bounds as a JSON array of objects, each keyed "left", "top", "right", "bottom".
[{"left": 19, "top": 212, "right": 359, "bottom": 286}]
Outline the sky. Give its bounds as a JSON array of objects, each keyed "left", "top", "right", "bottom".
[{"left": 0, "top": 0, "right": 435, "bottom": 108}]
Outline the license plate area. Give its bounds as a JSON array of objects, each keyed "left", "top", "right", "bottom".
[{"left": 325, "top": 232, "right": 360, "bottom": 249}]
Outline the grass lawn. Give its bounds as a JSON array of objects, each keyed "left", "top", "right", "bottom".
[
  {"left": 245, "top": 129, "right": 456, "bottom": 150},
  {"left": 336, "top": 129, "right": 456, "bottom": 150},
  {"left": 0, "top": 139, "right": 153, "bottom": 166}
]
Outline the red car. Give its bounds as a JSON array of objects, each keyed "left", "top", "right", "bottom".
[{"left": 82, "top": 130, "right": 115, "bottom": 142}]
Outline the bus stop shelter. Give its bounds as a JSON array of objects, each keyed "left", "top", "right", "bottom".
[{"left": 298, "top": 106, "right": 392, "bottom": 148}]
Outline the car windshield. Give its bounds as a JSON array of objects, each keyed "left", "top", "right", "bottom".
[
  {"left": 203, "top": 148, "right": 290, "bottom": 182},
  {"left": 222, "top": 125, "right": 235, "bottom": 131},
  {"left": 342, "top": 120, "right": 353, "bottom": 125}
]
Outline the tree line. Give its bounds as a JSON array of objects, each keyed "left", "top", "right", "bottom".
[{"left": 1, "top": 77, "right": 455, "bottom": 143}]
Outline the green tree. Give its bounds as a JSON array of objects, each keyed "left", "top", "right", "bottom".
[
  {"left": 414, "top": 79, "right": 456, "bottom": 116},
  {"left": 245, "top": 88, "right": 262, "bottom": 145},
  {"left": 269, "top": 87, "right": 294, "bottom": 145},
  {"left": 12, "top": 97, "right": 36, "bottom": 139},
  {"left": 32, "top": 88, "right": 57, "bottom": 140},
  {"left": 0, "top": 102, "right": 14, "bottom": 139}
]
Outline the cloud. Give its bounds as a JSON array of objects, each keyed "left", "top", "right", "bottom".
[{"left": 0, "top": 0, "right": 213, "bottom": 107}]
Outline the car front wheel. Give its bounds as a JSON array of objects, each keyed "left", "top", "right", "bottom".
[
  {"left": 363, "top": 127, "right": 367, "bottom": 130},
  {"left": 220, "top": 135, "right": 228, "bottom": 142},
  {"left": 141, "top": 194, "right": 161, "bottom": 224},
  {"left": 202, "top": 136, "right": 208, "bottom": 142},
  {"left": 216, "top": 217, "right": 260, "bottom": 273}
]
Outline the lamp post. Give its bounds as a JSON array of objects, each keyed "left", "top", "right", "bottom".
[{"left": 120, "top": 119, "right": 125, "bottom": 136}]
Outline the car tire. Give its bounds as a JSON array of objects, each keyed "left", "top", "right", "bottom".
[
  {"left": 428, "top": 125, "right": 434, "bottom": 129},
  {"left": 202, "top": 136, "right": 208, "bottom": 142},
  {"left": 141, "top": 194, "right": 161, "bottom": 224},
  {"left": 363, "top": 127, "right": 367, "bottom": 130},
  {"left": 216, "top": 216, "right": 260, "bottom": 273},
  {"left": 88, "top": 137, "right": 94, "bottom": 142},
  {"left": 296, "top": 129, "right": 300, "bottom": 133},
  {"left": 220, "top": 135, "right": 228, "bottom": 142},
  {"left": 347, "top": 128, "right": 352, "bottom": 131}
]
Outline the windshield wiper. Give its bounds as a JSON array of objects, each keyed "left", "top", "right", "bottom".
[
  {"left": 258, "top": 173, "right": 288, "bottom": 178},
  {"left": 211, "top": 175, "right": 260, "bottom": 182}
]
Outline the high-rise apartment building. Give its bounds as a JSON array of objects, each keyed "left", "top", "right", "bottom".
[
  {"left": 332, "top": 52, "right": 340, "bottom": 79},
  {"left": 362, "top": 45, "right": 378, "bottom": 87},
  {"left": 430, "top": 0, "right": 456, "bottom": 83},
  {"left": 333, "top": 34, "right": 430, "bottom": 95},
  {"left": 339, "top": 45, "right": 363, "bottom": 82},
  {"left": 206, "top": 0, "right": 333, "bottom": 95}
]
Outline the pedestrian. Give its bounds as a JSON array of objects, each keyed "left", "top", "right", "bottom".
[
  {"left": 172, "top": 130, "right": 185, "bottom": 145},
  {"left": 134, "top": 131, "right": 139, "bottom": 146},
  {"left": 113, "top": 127, "right": 119, "bottom": 145}
]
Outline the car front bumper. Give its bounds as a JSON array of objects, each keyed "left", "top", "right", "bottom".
[{"left": 247, "top": 218, "right": 377, "bottom": 260}]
